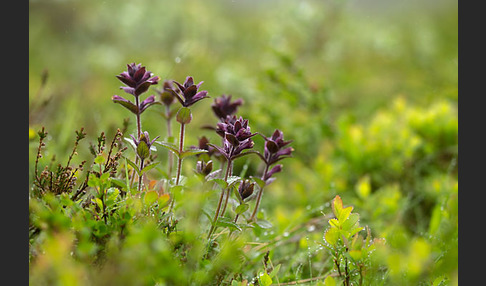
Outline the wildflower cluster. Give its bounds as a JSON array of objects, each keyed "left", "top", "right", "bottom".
[{"left": 109, "top": 62, "right": 294, "bottom": 239}]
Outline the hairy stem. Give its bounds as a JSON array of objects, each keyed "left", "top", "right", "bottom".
[
  {"left": 207, "top": 159, "right": 233, "bottom": 240},
  {"left": 249, "top": 164, "right": 270, "bottom": 222},
  {"left": 135, "top": 96, "right": 142, "bottom": 139},
  {"left": 129, "top": 97, "right": 142, "bottom": 189},
  {"left": 166, "top": 105, "right": 173, "bottom": 178},
  {"left": 175, "top": 123, "right": 185, "bottom": 185},
  {"left": 219, "top": 160, "right": 234, "bottom": 217},
  {"left": 138, "top": 158, "right": 145, "bottom": 192},
  {"left": 168, "top": 122, "right": 185, "bottom": 214}
]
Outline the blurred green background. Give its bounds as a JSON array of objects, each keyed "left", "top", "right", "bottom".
[{"left": 29, "top": 0, "right": 458, "bottom": 284}]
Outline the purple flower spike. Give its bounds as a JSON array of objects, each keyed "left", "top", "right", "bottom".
[
  {"left": 172, "top": 76, "right": 209, "bottom": 107},
  {"left": 211, "top": 94, "right": 244, "bottom": 120},
  {"left": 212, "top": 116, "right": 256, "bottom": 160},
  {"left": 116, "top": 63, "right": 160, "bottom": 97}
]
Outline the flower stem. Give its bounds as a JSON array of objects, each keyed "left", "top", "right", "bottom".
[
  {"left": 166, "top": 105, "right": 173, "bottom": 178},
  {"left": 175, "top": 122, "right": 185, "bottom": 185},
  {"left": 138, "top": 158, "right": 145, "bottom": 192},
  {"left": 249, "top": 164, "right": 270, "bottom": 222},
  {"left": 207, "top": 159, "right": 232, "bottom": 240},
  {"left": 129, "top": 96, "right": 142, "bottom": 189},
  {"left": 168, "top": 122, "right": 185, "bottom": 214},
  {"left": 219, "top": 160, "right": 233, "bottom": 217},
  {"left": 135, "top": 96, "right": 142, "bottom": 139}
]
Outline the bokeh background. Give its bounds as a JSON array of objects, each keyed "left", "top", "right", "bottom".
[{"left": 29, "top": 0, "right": 458, "bottom": 284}]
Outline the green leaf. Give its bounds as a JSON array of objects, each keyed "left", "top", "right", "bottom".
[
  {"left": 106, "top": 187, "right": 120, "bottom": 201},
  {"left": 269, "top": 264, "right": 281, "bottom": 278},
  {"left": 94, "top": 155, "right": 105, "bottom": 165},
  {"left": 124, "top": 158, "right": 131, "bottom": 192},
  {"left": 110, "top": 177, "right": 127, "bottom": 189},
  {"left": 93, "top": 198, "right": 103, "bottom": 210},
  {"left": 209, "top": 178, "right": 228, "bottom": 189},
  {"left": 324, "top": 227, "right": 340, "bottom": 245},
  {"left": 235, "top": 203, "right": 249, "bottom": 215},
  {"left": 432, "top": 275, "right": 448, "bottom": 286},
  {"left": 332, "top": 195, "right": 353, "bottom": 222},
  {"left": 100, "top": 172, "right": 110, "bottom": 181},
  {"left": 87, "top": 173, "right": 100, "bottom": 187},
  {"left": 428, "top": 204, "right": 442, "bottom": 235},
  {"left": 154, "top": 141, "right": 180, "bottom": 157},
  {"left": 136, "top": 141, "right": 150, "bottom": 160},
  {"left": 166, "top": 136, "right": 177, "bottom": 145},
  {"left": 258, "top": 272, "right": 272, "bottom": 286},
  {"left": 140, "top": 161, "right": 159, "bottom": 175},
  {"left": 227, "top": 175, "right": 241, "bottom": 187},
  {"left": 158, "top": 194, "right": 171, "bottom": 208},
  {"left": 356, "top": 175, "right": 371, "bottom": 199},
  {"left": 349, "top": 249, "right": 362, "bottom": 261},
  {"left": 216, "top": 217, "right": 241, "bottom": 231},
  {"left": 329, "top": 218, "right": 340, "bottom": 228},
  {"left": 91, "top": 164, "right": 102, "bottom": 174},
  {"left": 254, "top": 219, "right": 273, "bottom": 229},
  {"left": 349, "top": 225, "right": 364, "bottom": 237},
  {"left": 202, "top": 209, "right": 214, "bottom": 224},
  {"left": 341, "top": 213, "right": 360, "bottom": 232},
  {"left": 180, "top": 148, "right": 207, "bottom": 160},
  {"left": 323, "top": 275, "right": 336, "bottom": 286},
  {"left": 250, "top": 176, "right": 266, "bottom": 189},
  {"left": 144, "top": 190, "right": 159, "bottom": 206},
  {"left": 125, "top": 157, "right": 141, "bottom": 176}
]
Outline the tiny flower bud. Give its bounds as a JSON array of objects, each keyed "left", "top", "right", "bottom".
[{"left": 176, "top": 107, "right": 193, "bottom": 124}]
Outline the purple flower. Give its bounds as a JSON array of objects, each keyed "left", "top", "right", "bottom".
[
  {"left": 130, "top": 131, "right": 159, "bottom": 160},
  {"left": 116, "top": 63, "right": 160, "bottom": 97},
  {"left": 112, "top": 95, "right": 158, "bottom": 115},
  {"left": 156, "top": 80, "right": 177, "bottom": 107},
  {"left": 196, "top": 160, "right": 213, "bottom": 176},
  {"left": 211, "top": 116, "right": 256, "bottom": 161},
  {"left": 172, "top": 76, "right": 209, "bottom": 107},
  {"left": 238, "top": 179, "right": 255, "bottom": 201},
  {"left": 263, "top": 129, "right": 293, "bottom": 165},
  {"left": 211, "top": 94, "right": 244, "bottom": 120},
  {"left": 216, "top": 116, "right": 255, "bottom": 142},
  {"left": 196, "top": 136, "right": 217, "bottom": 157},
  {"left": 263, "top": 164, "right": 282, "bottom": 182}
]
